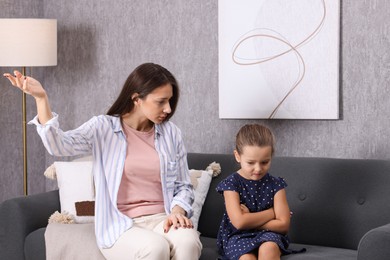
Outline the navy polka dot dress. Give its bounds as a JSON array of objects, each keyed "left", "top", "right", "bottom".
[{"left": 216, "top": 172, "right": 293, "bottom": 260}]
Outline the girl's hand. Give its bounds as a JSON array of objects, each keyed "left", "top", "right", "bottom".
[
  {"left": 163, "top": 206, "right": 193, "bottom": 233},
  {"left": 3, "top": 70, "right": 46, "bottom": 99},
  {"left": 240, "top": 204, "right": 250, "bottom": 213}
]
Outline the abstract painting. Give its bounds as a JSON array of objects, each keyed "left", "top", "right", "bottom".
[{"left": 218, "top": 0, "right": 340, "bottom": 119}]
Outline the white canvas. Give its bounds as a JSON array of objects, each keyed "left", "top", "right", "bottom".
[{"left": 219, "top": 0, "right": 340, "bottom": 119}]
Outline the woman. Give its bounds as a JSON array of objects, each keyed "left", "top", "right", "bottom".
[{"left": 4, "top": 63, "right": 202, "bottom": 260}]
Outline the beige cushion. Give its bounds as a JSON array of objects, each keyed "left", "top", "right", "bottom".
[{"left": 189, "top": 169, "right": 213, "bottom": 229}]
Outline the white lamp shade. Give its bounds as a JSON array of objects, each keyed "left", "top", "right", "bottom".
[{"left": 0, "top": 19, "right": 57, "bottom": 67}]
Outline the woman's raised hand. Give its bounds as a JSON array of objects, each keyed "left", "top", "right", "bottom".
[
  {"left": 3, "top": 70, "right": 46, "bottom": 99},
  {"left": 4, "top": 70, "right": 53, "bottom": 124}
]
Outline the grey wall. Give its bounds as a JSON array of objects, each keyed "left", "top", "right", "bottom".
[{"left": 1, "top": 0, "right": 390, "bottom": 202}]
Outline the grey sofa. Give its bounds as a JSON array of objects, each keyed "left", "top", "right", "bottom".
[{"left": 1, "top": 153, "right": 390, "bottom": 260}]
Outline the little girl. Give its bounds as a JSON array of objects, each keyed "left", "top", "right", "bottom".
[{"left": 216, "top": 124, "right": 298, "bottom": 260}]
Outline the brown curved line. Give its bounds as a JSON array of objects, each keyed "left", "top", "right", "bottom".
[
  {"left": 295, "top": 0, "right": 327, "bottom": 50},
  {"left": 233, "top": 34, "right": 306, "bottom": 118},
  {"left": 232, "top": 34, "right": 296, "bottom": 65},
  {"left": 269, "top": 45, "right": 306, "bottom": 119},
  {"left": 232, "top": 0, "right": 326, "bottom": 65},
  {"left": 235, "top": 35, "right": 306, "bottom": 118}
]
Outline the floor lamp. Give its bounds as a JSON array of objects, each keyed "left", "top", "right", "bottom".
[{"left": 0, "top": 19, "right": 57, "bottom": 196}]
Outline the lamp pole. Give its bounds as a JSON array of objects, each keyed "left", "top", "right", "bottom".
[{"left": 22, "top": 66, "right": 27, "bottom": 196}]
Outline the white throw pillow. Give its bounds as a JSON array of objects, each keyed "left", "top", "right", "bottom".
[
  {"left": 54, "top": 161, "right": 95, "bottom": 223},
  {"left": 190, "top": 169, "right": 213, "bottom": 229}
]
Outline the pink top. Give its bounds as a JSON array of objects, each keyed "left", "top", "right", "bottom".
[{"left": 117, "top": 123, "right": 165, "bottom": 218}]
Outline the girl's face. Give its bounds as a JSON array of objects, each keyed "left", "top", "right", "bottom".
[
  {"left": 138, "top": 83, "right": 173, "bottom": 124},
  {"left": 234, "top": 145, "right": 272, "bottom": 181}
]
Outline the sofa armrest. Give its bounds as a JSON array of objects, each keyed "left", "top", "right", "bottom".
[
  {"left": 357, "top": 223, "right": 390, "bottom": 260},
  {"left": 0, "top": 190, "right": 60, "bottom": 260}
]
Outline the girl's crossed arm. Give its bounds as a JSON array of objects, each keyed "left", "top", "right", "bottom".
[
  {"left": 225, "top": 189, "right": 291, "bottom": 234},
  {"left": 257, "top": 189, "right": 291, "bottom": 234},
  {"left": 224, "top": 190, "right": 275, "bottom": 230}
]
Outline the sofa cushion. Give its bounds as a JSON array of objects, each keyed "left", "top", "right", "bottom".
[
  {"left": 198, "top": 237, "right": 357, "bottom": 260},
  {"left": 270, "top": 157, "right": 390, "bottom": 250},
  {"left": 25, "top": 227, "right": 46, "bottom": 260},
  {"left": 283, "top": 243, "right": 357, "bottom": 259},
  {"left": 54, "top": 161, "right": 95, "bottom": 223},
  {"left": 190, "top": 169, "right": 213, "bottom": 229},
  {"left": 199, "top": 236, "right": 220, "bottom": 260},
  {"left": 187, "top": 153, "right": 239, "bottom": 238}
]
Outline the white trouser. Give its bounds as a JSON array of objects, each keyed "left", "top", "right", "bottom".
[{"left": 99, "top": 213, "right": 202, "bottom": 260}]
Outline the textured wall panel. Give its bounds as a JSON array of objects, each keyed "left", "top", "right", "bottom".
[{"left": 2, "top": 0, "right": 390, "bottom": 202}]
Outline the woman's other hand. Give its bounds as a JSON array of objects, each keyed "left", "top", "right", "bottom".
[
  {"left": 163, "top": 206, "right": 193, "bottom": 233},
  {"left": 3, "top": 70, "right": 46, "bottom": 100}
]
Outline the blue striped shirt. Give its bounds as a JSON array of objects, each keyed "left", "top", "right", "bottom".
[{"left": 29, "top": 113, "right": 194, "bottom": 248}]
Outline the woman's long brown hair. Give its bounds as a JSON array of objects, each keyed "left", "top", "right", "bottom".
[{"left": 107, "top": 63, "right": 179, "bottom": 121}]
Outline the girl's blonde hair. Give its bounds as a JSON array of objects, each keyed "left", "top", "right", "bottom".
[{"left": 235, "top": 124, "right": 275, "bottom": 155}]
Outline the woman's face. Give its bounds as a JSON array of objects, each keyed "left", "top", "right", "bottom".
[{"left": 138, "top": 83, "right": 173, "bottom": 124}]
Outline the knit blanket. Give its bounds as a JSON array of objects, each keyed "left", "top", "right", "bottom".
[{"left": 45, "top": 223, "right": 105, "bottom": 260}]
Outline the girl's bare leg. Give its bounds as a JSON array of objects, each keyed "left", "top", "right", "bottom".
[
  {"left": 257, "top": 242, "right": 281, "bottom": 260},
  {"left": 239, "top": 252, "right": 257, "bottom": 260}
]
